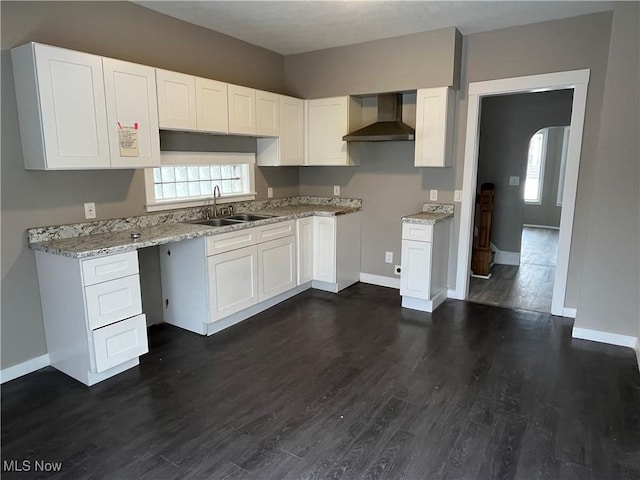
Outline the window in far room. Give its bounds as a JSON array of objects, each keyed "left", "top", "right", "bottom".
[{"left": 524, "top": 129, "right": 548, "bottom": 204}]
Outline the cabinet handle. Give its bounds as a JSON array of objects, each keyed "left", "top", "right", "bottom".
[
  {"left": 165, "top": 299, "right": 170, "bottom": 309},
  {"left": 167, "top": 250, "right": 171, "bottom": 256}
]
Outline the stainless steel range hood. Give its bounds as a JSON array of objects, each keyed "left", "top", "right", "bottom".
[{"left": 343, "top": 93, "right": 415, "bottom": 142}]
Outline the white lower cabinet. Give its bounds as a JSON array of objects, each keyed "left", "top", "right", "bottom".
[
  {"left": 258, "top": 236, "right": 296, "bottom": 301},
  {"left": 296, "top": 217, "right": 314, "bottom": 285},
  {"left": 400, "top": 219, "right": 451, "bottom": 312},
  {"left": 34, "top": 250, "right": 148, "bottom": 386},
  {"left": 208, "top": 245, "right": 259, "bottom": 321}
]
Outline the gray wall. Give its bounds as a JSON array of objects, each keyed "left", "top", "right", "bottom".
[
  {"left": 574, "top": 2, "right": 639, "bottom": 338},
  {"left": 295, "top": 12, "right": 613, "bottom": 305},
  {"left": 285, "top": 27, "right": 462, "bottom": 97},
  {"left": 477, "top": 91, "right": 573, "bottom": 253},
  {"left": 0, "top": 1, "right": 296, "bottom": 369},
  {"left": 523, "top": 127, "right": 568, "bottom": 229}
]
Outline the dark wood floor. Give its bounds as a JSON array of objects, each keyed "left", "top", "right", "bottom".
[
  {"left": 2, "top": 284, "right": 639, "bottom": 479},
  {"left": 469, "top": 227, "right": 559, "bottom": 313}
]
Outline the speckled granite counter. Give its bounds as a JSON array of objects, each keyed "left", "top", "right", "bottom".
[
  {"left": 402, "top": 203, "right": 454, "bottom": 225},
  {"left": 28, "top": 197, "right": 361, "bottom": 258}
]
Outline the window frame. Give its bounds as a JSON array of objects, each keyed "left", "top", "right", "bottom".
[
  {"left": 524, "top": 129, "right": 548, "bottom": 205},
  {"left": 144, "top": 151, "right": 256, "bottom": 212}
]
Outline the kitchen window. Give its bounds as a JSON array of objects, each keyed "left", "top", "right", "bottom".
[
  {"left": 144, "top": 152, "right": 256, "bottom": 212},
  {"left": 524, "top": 129, "right": 547, "bottom": 204}
]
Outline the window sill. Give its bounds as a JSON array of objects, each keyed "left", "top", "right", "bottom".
[{"left": 145, "top": 193, "right": 257, "bottom": 213}]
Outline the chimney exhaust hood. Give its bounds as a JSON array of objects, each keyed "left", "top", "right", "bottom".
[{"left": 343, "top": 93, "right": 414, "bottom": 142}]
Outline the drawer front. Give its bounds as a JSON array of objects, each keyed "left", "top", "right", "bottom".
[
  {"left": 256, "top": 220, "right": 295, "bottom": 243},
  {"left": 92, "top": 314, "right": 148, "bottom": 373},
  {"left": 86, "top": 274, "right": 142, "bottom": 330},
  {"left": 82, "top": 251, "right": 139, "bottom": 286},
  {"left": 402, "top": 222, "right": 433, "bottom": 242},
  {"left": 206, "top": 228, "right": 257, "bottom": 256}
]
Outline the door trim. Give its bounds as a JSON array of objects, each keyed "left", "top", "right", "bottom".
[{"left": 451, "top": 69, "right": 590, "bottom": 316}]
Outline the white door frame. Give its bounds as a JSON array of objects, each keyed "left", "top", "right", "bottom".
[{"left": 451, "top": 69, "right": 590, "bottom": 317}]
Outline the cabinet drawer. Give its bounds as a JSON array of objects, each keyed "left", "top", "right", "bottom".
[
  {"left": 256, "top": 220, "right": 295, "bottom": 242},
  {"left": 402, "top": 222, "right": 433, "bottom": 242},
  {"left": 82, "top": 251, "right": 139, "bottom": 286},
  {"left": 92, "top": 314, "right": 148, "bottom": 373},
  {"left": 85, "top": 274, "right": 142, "bottom": 330},
  {"left": 206, "top": 228, "right": 257, "bottom": 256}
]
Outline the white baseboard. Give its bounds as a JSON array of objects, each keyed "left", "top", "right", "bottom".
[
  {"left": 572, "top": 327, "right": 638, "bottom": 349},
  {"left": 562, "top": 307, "right": 577, "bottom": 318},
  {"left": 523, "top": 224, "right": 560, "bottom": 230},
  {"left": 1, "top": 354, "right": 50, "bottom": 384},
  {"left": 490, "top": 242, "right": 521, "bottom": 266},
  {"left": 359, "top": 273, "right": 400, "bottom": 289}
]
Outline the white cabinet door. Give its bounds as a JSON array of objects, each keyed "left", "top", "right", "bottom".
[
  {"left": 92, "top": 314, "right": 148, "bottom": 373},
  {"left": 400, "top": 239, "right": 432, "bottom": 299},
  {"left": 256, "top": 90, "right": 279, "bottom": 137},
  {"left": 208, "top": 245, "right": 259, "bottom": 321},
  {"left": 103, "top": 58, "right": 160, "bottom": 168},
  {"left": 196, "top": 77, "right": 228, "bottom": 133},
  {"left": 313, "top": 216, "right": 337, "bottom": 283},
  {"left": 12, "top": 43, "right": 110, "bottom": 169},
  {"left": 156, "top": 69, "right": 197, "bottom": 130},
  {"left": 258, "top": 236, "right": 296, "bottom": 301},
  {"left": 306, "top": 96, "right": 349, "bottom": 166},
  {"left": 297, "top": 217, "right": 314, "bottom": 285},
  {"left": 414, "top": 87, "right": 454, "bottom": 167},
  {"left": 228, "top": 84, "right": 256, "bottom": 135},
  {"left": 280, "top": 95, "right": 304, "bottom": 165}
]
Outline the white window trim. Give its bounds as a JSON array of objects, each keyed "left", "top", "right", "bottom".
[
  {"left": 524, "top": 129, "right": 548, "bottom": 205},
  {"left": 144, "top": 151, "right": 256, "bottom": 212}
]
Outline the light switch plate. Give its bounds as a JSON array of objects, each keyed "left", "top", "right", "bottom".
[
  {"left": 454, "top": 190, "right": 463, "bottom": 202},
  {"left": 84, "top": 202, "right": 96, "bottom": 219},
  {"left": 509, "top": 176, "right": 520, "bottom": 186},
  {"left": 267, "top": 187, "right": 273, "bottom": 198},
  {"left": 430, "top": 189, "right": 438, "bottom": 201},
  {"left": 385, "top": 251, "right": 393, "bottom": 264},
  {"left": 334, "top": 185, "right": 340, "bottom": 196}
]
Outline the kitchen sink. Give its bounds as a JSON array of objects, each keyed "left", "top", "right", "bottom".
[
  {"left": 191, "top": 218, "right": 243, "bottom": 227},
  {"left": 225, "top": 214, "right": 275, "bottom": 222}
]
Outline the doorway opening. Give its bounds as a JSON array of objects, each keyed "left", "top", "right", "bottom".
[{"left": 452, "top": 70, "right": 590, "bottom": 317}]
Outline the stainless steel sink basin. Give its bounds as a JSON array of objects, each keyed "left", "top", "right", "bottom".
[
  {"left": 192, "top": 218, "right": 243, "bottom": 227},
  {"left": 225, "top": 214, "right": 274, "bottom": 222}
]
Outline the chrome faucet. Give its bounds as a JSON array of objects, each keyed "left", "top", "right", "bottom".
[{"left": 208, "top": 185, "right": 221, "bottom": 219}]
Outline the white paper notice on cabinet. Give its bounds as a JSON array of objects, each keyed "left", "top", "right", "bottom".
[{"left": 118, "top": 125, "right": 139, "bottom": 157}]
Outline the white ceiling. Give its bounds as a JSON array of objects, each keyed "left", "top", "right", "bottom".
[{"left": 134, "top": 1, "right": 613, "bottom": 55}]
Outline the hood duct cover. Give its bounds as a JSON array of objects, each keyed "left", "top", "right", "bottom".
[{"left": 343, "top": 93, "right": 415, "bottom": 142}]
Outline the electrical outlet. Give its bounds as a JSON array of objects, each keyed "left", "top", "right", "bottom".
[
  {"left": 267, "top": 187, "right": 273, "bottom": 198},
  {"left": 509, "top": 176, "right": 520, "bottom": 186},
  {"left": 84, "top": 202, "right": 96, "bottom": 219},
  {"left": 385, "top": 251, "right": 393, "bottom": 264},
  {"left": 454, "top": 190, "right": 463, "bottom": 202},
  {"left": 333, "top": 185, "right": 340, "bottom": 196},
  {"left": 430, "top": 189, "right": 438, "bottom": 201},
  {"left": 394, "top": 265, "right": 401, "bottom": 275}
]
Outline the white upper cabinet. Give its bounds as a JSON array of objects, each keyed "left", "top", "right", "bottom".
[
  {"left": 256, "top": 95, "right": 304, "bottom": 166},
  {"left": 414, "top": 87, "right": 455, "bottom": 167},
  {"left": 228, "top": 84, "right": 256, "bottom": 135},
  {"left": 103, "top": 58, "right": 160, "bottom": 168},
  {"left": 195, "top": 77, "right": 228, "bottom": 134},
  {"left": 12, "top": 43, "right": 111, "bottom": 169},
  {"left": 255, "top": 90, "right": 279, "bottom": 137},
  {"left": 156, "top": 69, "right": 197, "bottom": 130},
  {"left": 305, "top": 96, "right": 360, "bottom": 166}
]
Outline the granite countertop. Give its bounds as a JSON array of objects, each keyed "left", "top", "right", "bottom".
[
  {"left": 29, "top": 203, "right": 360, "bottom": 258},
  {"left": 402, "top": 203, "right": 455, "bottom": 225}
]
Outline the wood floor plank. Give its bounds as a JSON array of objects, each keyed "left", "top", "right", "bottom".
[{"left": 2, "top": 283, "right": 638, "bottom": 480}]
